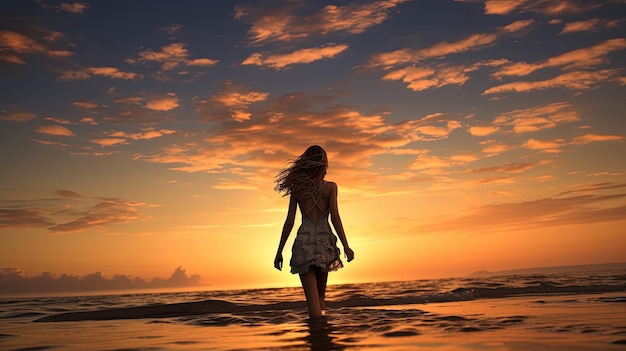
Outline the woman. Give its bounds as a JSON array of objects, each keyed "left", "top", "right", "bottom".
[{"left": 274, "top": 145, "right": 354, "bottom": 319}]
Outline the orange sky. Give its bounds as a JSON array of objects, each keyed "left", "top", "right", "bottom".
[{"left": 1, "top": 0, "right": 625, "bottom": 294}]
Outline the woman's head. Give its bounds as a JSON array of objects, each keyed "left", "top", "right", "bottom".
[
  {"left": 274, "top": 145, "right": 328, "bottom": 198},
  {"left": 301, "top": 144, "right": 328, "bottom": 175}
]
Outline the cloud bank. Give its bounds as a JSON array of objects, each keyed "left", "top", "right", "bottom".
[{"left": 0, "top": 267, "right": 202, "bottom": 295}]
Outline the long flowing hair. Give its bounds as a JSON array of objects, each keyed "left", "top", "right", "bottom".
[{"left": 274, "top": 145, "right": 328, "bottom": 199}]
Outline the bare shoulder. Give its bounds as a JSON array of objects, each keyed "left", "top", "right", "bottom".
[{"left": 324, "top": 181, "right": 338, "bottom": 192}]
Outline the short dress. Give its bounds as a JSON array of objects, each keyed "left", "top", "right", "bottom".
[{"left": 290, "top": 195, "right": 344, "bottom": 275}]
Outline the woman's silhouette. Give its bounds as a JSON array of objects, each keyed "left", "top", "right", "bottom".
[{"left": 274, "top": 145, "right": 354, "bottom": 319}]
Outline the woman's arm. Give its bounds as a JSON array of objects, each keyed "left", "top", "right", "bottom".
[
  {"left": 328, "top": 182, "right": 354, "bottom": 262},
  {"left": 274, "top": 195, "right": 297, "bottom": 270}
]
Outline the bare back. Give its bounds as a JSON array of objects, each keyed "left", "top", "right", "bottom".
[{"left": 297, "top": 181, "right": 333, "bottom": 222}]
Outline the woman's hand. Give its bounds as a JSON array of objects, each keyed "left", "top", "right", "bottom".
[
  {"left": 274, "top": 253, "right": 283, "bottom": 271},
  {"left": 345, "top": 247, "right": 355, "bottom": 262}
]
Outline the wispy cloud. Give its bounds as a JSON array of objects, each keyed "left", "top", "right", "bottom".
[
  {"left": 34, "top": 125, "right": 74, "bottom": 136},
  {"left": 72, "top": 101, "right": 100, "bottom": 109},
  {"left": 419, "top": 188, "right": 626, "bottom": 232},
  {"left": 0, "top": 189, "right": 157, "bottom": 234},
  {"left": 59, "top": 67, "right": 142, "bottom": 80},
  {"left": 367, "top": 19, "right": 532, "bottom": 69},
  {"left": 0, "top": 29, "right": 74, "bottom": 65},
  {"left": 558, "top": 18, "right": 620, "bottom": 35},
  {"left": 522, "top": 138, "right": 564, "bottom": 153},
  {"left": 381, "top": 63, "right": 475, "bottom": 91},
  {"left": 468, "top": 162, "right": 535, "bottom": 174},
  {"left": 38, "top": 1, "right": 89, "bottom": 14},
  {"left": 484, "top": 69, "right": 623, "bottom": 94},
  {"left": 472, "top": 102, "right": 579, "bottom": 135},
  {"left": 483, "top": 0, "right": 601, "bottom": 16},
  {"left": 196, "top": 81, "right": 269, "bottom": 122},
  {"left": 236, "top": 0, "right": 406, "bottom": 43},
  {"left": 492, "top": 38, "right": 626, "bottom": 78},
  {"left": 242, "top": 44, "right": 348, "bottom": 69},
  {"left": 104, "top": 128, "right": 176, "bottom": 141},
  {"left": 0, "top": 110, "right": 37, "bottom": 122},
  {"left": 571, "top": 133, "right": 624, "bottom": 144},
  {"left": 127, "top": 42, "right": 218, "bottom": 74},
  {"left": 368, "top": 33, "right": 498, "bottom": 68}
]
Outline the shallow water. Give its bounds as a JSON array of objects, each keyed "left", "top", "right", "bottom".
[{"left": 1, "top": 270, "right": 625, "bottom": 350}]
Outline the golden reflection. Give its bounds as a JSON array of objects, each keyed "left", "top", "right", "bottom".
[{"left": 304, "top": 318, "right": 346, "bottom": 350}]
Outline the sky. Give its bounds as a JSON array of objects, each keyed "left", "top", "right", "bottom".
[{"left": 1, "top": 0, "right": 625, "bottom": 294}]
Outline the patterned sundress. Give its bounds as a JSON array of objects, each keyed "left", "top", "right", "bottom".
[{"left": 290, "top": 188, "right": 343, "bottom": 275}]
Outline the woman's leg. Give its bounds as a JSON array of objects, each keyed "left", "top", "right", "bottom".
[
  {"left": 315, "top": 268, "right": 328, "bottom": 311},
  {"left": 299, "top": 269, "right": 323, "bottom": 319}
]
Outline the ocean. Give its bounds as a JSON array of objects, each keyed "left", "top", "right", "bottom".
[{"left": 1, "top": 267, "right": 625, "bottom": 350}]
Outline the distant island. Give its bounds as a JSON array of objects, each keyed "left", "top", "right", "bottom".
[{"left": 469, "top": 262, "right": 626, "bottom": 277}]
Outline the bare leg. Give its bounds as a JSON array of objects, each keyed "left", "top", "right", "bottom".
[
  {"left": 315, "top": 268, "right": 328, "bottom": 311},
  {"left": 299, "top": 269, "right": 323, "bottom": 319}
]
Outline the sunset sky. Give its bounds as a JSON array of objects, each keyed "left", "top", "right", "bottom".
[{"left": 1, "top": 0, "right": 625, "bottom": 294}]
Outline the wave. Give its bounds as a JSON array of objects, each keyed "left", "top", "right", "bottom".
[{"left": 35, "top": 282, "right": 626, "bottom": 322}]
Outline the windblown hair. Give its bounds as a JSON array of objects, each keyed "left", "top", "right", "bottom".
[{"left": 274, "top": 145, "right": 328, "bottom": 199}]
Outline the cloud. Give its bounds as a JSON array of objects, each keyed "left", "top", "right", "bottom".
[
  {"left": 136, "top": 89, "right": 469, "bottom": 187},
  {"left": 0, "top": 111, "right": 37, "bottom": 122},
  {"left": 59, "top": 67, "right": 142, "bottom": 80},
  {"left": 481, "top": 102, "right": 579, "bottom": 134},
  {"left": 382, "top": 64, "right": 474, "bottom": 91},
  {"left": 49, "top": 199, "right": 156, "bottom": 234},
  {"left": 492, "top": 38, "right": 626, "bottom": 78},
  {"left": 242, "top": 44, "right": 348, "bottom": 69},
  {"left": 90, "top": 138, "right": 128, "bottom": 147},
  {"left": 0, "top": 190, "right": 157, "bottom": 234},
  {"left": 196, "top": 81, "right": 269, "bottom": 122},
  {"left": 368, "top": 33, "right": 498, "bottom": 68},
  {"left": 0, "top": 267, "right": 202, "bottom": 295},
  {"left": 34, "top": 125, "right": 74, "bottom": 136},
  {"left": 80, "top": 117, "right": 98, "bottom": 125},
  {"left": 484, "top": 69, "right": 622, "bottom": 94},
  {"left": 160, "top": 24, "right": 183, "bottom": 35},
  {"left": 128, "top": 42, "right": 218, "bottom": 72},
  {"left": 483, "top": 0, "right": 601, "bottom": 15},
  {"left": 88, "top": 67, "right": 141, "bottom": 80},
  {"left": 559, "top": 18, "right": 600, "bottom": 34},
  {"left": 144, "top": 94, "right": 180, "bottom": 111},
  {"left": 523, "top": 138, "right": 564, "bottom": 153},
  {"left": 479, "top": 140, "right": 515, "bottom": 155},
  {"left": 419, "top": 189, "right": 626, "bottom": 233},
  {"left": 45, "top": 117, "right": 73, "bottom": 125},
  {"left": 59, "top": 2, "right": 88, "bottom": 13},
  {"left": 56, "top": 189, "right": 84, "bottom": 198},
  {"left": 0, "top": 29, "right": 75, "bottom": 65},
  {"left": 0, "top": 30, "right": 45, "bottom": 54},
  {"left": 468, "top": 162, "right": 535, "bottom": 174},
  {"left": 38, "top": 1, "right": 89, "bottom": 14},
  {"left": 31, "top": 139, "right": 70, "bottom": 148},
  {"left": 409, "top": 154, "right": 454, "bottom": 171},
  {"left": 72, "top": 100, "right": 99, "bottom": 109},
  {"left": 365, "top": 19, "right": 536, "bottom": 91},
  {"left": 571, "top": 133, "right": 624, "bottom": 144},
  {"left": 469, "top": 125, "right": 499, "bottom": 136},
  {"left": 0, "top": 209, "right": 55, "bottom": 229},
  {"left": 236, "top": 0, "right": 406, "bottom": 43},
  {"left": 105, "top": 128, "right": 176, "bottom": 141},
  {"left": 86, "top": 128, "right": 175, "bottom": 149}
]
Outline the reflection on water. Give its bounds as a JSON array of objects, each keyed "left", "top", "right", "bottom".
[
  {"left": 305, "top": 318, "right": 345, "bottom": 351},
  {"left": 1, "top": 270, "right": 625, "bottom": 350}
]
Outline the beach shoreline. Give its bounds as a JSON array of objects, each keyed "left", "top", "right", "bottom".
[{"left": 1, "top": 272, "right": 625, "bottom": 350}]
